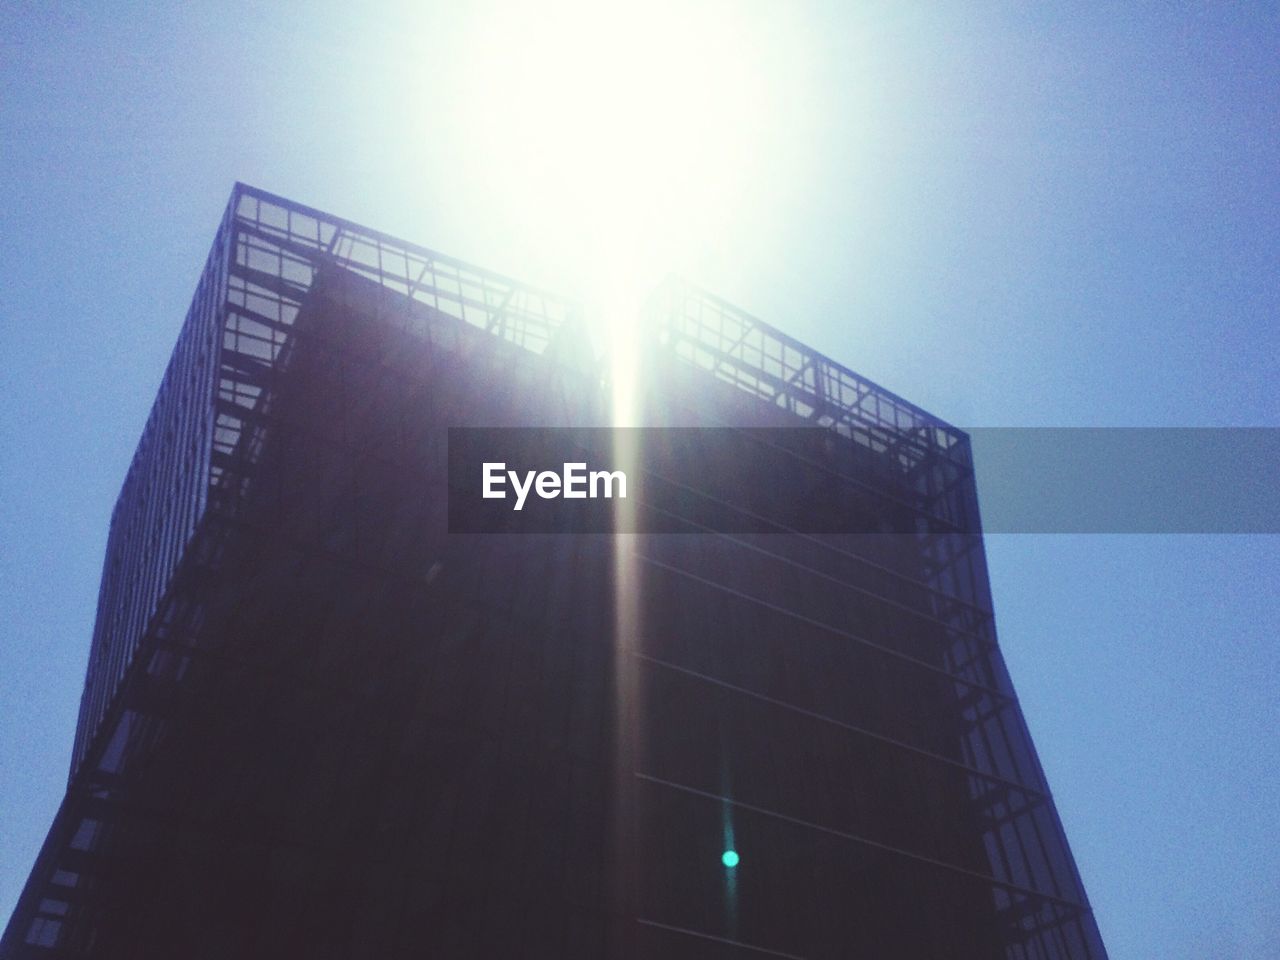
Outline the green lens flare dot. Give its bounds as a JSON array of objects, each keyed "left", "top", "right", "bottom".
[{"left": 721, "top": 850, "right": 740, "bottom": 868}]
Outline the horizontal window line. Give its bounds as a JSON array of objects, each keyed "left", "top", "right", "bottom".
[
  {"left": 637, "top": 554, "right": 1017, "bottom": 708},
  {"left": 631, "top": 651, "right": 1048, "bottom": 802},
  {"left": 636, "top": 918, "right": 810, "bottom": 959},
  {"left": 635, "top": 772, "right": 1086, "bottom": 913}
]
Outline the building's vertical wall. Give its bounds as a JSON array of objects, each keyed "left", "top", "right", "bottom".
[
  {"left": 69, "top": 198, "right": 232, "bottom": 781},
  {"left": 634, "top": 281, "right": 1107, "bottom": 958},
  {"left": 70, "top": 185, "right": 584, "bottom": 784},
  {"left": 15, "top": 187, "right": 588, "bottom": 956},
  {"left": 41, "top": 267, "right": 607, "bottom": 958}
]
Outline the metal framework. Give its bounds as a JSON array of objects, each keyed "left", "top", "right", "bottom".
[
  {"left": 646, "top": 278, "right": 977, "bottom": 532},
  {"left": 70, "top": 184, "right": 584, "bottom": 780},
  {"left": 639, "top": 278, "right": 1101, "bottom": 956},
  {"left": 5, "top": 186, "right": 1105, "bottom": 960}
]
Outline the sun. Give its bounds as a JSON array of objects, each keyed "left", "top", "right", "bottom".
[{"left": 458, "top": 0, "right": 796, "bottom": 348}]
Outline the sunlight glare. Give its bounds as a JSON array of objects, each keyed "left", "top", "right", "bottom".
[{"left": 460, "top": 0, "right": 790, "bottom": 375}]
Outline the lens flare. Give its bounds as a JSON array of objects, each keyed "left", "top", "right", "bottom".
[{"left": 457, "top": 6, "right": 800, "bottom": 933}]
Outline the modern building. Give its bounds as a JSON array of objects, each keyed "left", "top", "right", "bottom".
[{"left": 3, "top": 185, "right": 1107, "bottom": 959}]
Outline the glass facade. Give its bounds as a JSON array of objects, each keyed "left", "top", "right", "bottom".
[{"left": 4, "top": 185, "right": 1107, "bottom": 958}]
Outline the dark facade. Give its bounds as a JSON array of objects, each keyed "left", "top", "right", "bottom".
[{"left": 3, "top": 185, "right": 1107, "bottom": 959}]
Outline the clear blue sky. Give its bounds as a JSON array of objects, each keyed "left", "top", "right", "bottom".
[{"left": 2, "top": 3, "right": 1277, "bottom": 956}]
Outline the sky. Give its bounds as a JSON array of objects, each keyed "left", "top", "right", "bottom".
[{"left": 2, "top": 2, "right": 1278, "bottom": 956}]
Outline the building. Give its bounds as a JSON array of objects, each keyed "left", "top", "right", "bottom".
[{"left": 2, "top": 185, "right": 1108, "bottom": 959}]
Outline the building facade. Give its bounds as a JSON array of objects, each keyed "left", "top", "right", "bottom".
[{"left": 3, "top": 185, "right": 1107, "bottom": 959}]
